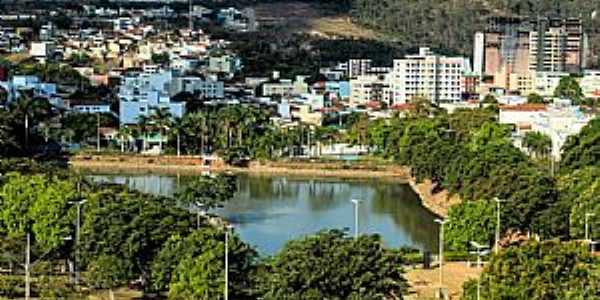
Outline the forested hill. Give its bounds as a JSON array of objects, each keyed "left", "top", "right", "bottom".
[
  {"left": 220, "top": 0, "right": 599, "bottom": 61},
  {"left": 350, "top": 0, "right": 600, "bottom": 57}
]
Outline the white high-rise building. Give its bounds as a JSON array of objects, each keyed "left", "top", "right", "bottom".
[
  {"left": 392, "top": 47, "right": 469, "bottom": 104},
  {"left": 473, "top": 32, "right": 485, "bottom": 75}
]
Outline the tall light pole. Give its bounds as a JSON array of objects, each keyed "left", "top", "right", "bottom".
[
  {"left": 434, "top": 218, "right": 448, "bottom": 289},
  {"left": 69, "top": 199, "right": 87, "bottom": 286},
  {"left": 470, "top": 241, "right": 490, "bottom": 300},
  {"left": 585, "top": 213, "right": 595, "bottom": 242},
  {"left": 196, "top": 202, "right": 206, "bottom": 229},
  {"left": 26, "top": 235, "right": 72, "bottom": 300},
  {"left": 351, "top": 199, "right": 361, "bottom": 239},
  {"left": 96, "top": 113, "right": 101, "bottom": 153},
  {"left": 224, "top": 224, "right": 234, "bottom": 300},
  {"left": 494, "top": 198, "right": 507, "bottom": 254}
]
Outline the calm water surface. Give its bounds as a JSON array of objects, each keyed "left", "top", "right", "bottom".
[{"left": 89, "top": 173, "right": 439, "bottom": 254}]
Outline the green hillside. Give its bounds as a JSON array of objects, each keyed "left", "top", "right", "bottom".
[{"left": 350, "top": 0, "right": 600, "bottom": 60}]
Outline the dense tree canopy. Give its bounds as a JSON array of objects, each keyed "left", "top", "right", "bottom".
[
  {"left": 256, "top": 230, "right": 407, "bottom": 300},
  {"left": 561, "top": 118, "right": 600, "bottom": 172},
  {"left": 463, "top": 241, "right": 600, "bottom": 299}
]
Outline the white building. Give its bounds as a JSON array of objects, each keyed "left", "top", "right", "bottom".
[
  {"left": 349, "top": 73, "right": 393, "bottom": 106},
  {"left": 532, "top": 71, "right": 569, "bottom": 97},
  {"left": 580, "top": 70, "right": 600, "bottom": 99},
  {"left": 392, "top": 47, "right": 469, "bottom": 104},
  {"left": 348, "top": 59, "right": 372, "bottom": 78},
  {"left": 473, "top": 32, "right": 485, "bottom": 75},
  {"left": 499, "top": 100, "right": 593, "bottom": 159}
]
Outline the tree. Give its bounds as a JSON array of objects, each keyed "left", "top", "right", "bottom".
[
  {"left": 153, "top": 228, "right": 257, "bottom": 298},
  {"left": 462, "top": 241, "right": 600, "bottom": 299},
  {"left": 137, "top": 114, "right": 152, "bottom": 151},
  {"left": 557, "top": 167, "right": 600, "bottom": 240},
  {"left": 150, "top": 106, "right": 172, "bottom": 154},
  {"left": 256, "top": 230, "right": 407, "bottom": 299},
  {"left": 554, "top": 76, "right": 583, "bottom": 103},
  {"left": 0, "top": 173, "right": 76, "bottom": 252},
  {"left": 481, "top": 94, "right": 498, "bottom": 104},
  {"left": 116, "top": 126, "right": 132, "bottom": 153},
  {"left": 174, "top": 174, "right": 237, "bottom": 211},
  {"left": 561, "top": 118, "right": 600, "bottom": 172},
  {"left": 445, "top": 200, "right": 496, "bottom": 251},
  {"left": 88, "top": 255, "right": 131, "bottom": 300},
  {"left": 526, "top": 93, "right": 545, "bottom": 104},
  {"left": 522, "top": 131, "right": 551, "bottom": 158},
  {"left": 78, "top": 187, "right": 194, "bottom": 289}
]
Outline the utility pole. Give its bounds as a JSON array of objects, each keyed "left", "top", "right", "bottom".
[
  {"left": 434, "top": 219, "right": 448, "bottom": 290},
  {"left": 189, "top": 0, "right": 193, "bottom": 32},
  {"left": 493, "top": 198, "right": 510, "bottom": 254},
  {"left": 585, "top": 213, "right": 595, "bottom": 242},
  {"left": 96, "top": 113, "right": 100, "bottom": 152},
  {"left": 70, "top": 199, "right": 87, "bottom": 286},
  {"left": 351, "top": 199, "right": 361, "bottom": 239},
  {"left": 224, "top": 224, "right": 234, "bottom": 300},
  {"left": 25, "top": 232, "right": 30, "bottom": 300}
]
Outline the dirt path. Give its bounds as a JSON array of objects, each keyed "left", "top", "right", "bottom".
[{"left": 404, "top": 262, "right": 482, "bottom": 300}]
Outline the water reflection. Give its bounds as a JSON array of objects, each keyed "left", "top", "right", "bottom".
[{"left": 88, "top": 173, "right": 439, "bottom": 254}]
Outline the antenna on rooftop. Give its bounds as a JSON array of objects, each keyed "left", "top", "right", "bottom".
[{"left": 189, "top": 0, "right": 193, "bottom": 32}]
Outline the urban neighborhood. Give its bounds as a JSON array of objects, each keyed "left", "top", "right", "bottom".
[{"left": 0, "top": 0, "right": 599, "bottom": 299}]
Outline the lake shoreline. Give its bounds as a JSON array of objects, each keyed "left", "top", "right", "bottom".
[{"left": 70, "top": 154, "right": 456, "bottom": 216}]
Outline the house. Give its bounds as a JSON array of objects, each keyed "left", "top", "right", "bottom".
[
  {"left": 171, "top": 77, "right": 224, "bottom": 99},
  {"left": 118, "top": 71, "right": 185, "bottom": 125}
]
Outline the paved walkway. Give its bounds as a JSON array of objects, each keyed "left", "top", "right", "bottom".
[{"left": 404, "top": 262, "right": 482, "bottom": 300}]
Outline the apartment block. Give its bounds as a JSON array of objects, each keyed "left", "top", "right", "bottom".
[
  {"left": 172, "top": 77, "right": 224, "bottom": 99},
  {"left": 392, "top": 47, "right": 468, "bottom": 104},
  {"left": 350, "top": 73, "right": 393, "bottom": 106}
]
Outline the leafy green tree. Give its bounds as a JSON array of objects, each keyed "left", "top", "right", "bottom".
[
  {"left": 88, "top": 255, "right": 131, "bottom": 300},
  {"left": 445, "top": 200, "right": 496, "bottom": 251},
  {"left": 150, "top": 106, "right": 173, "bottom": 154},
  {"left": 526, "top": 93, "right": 545, "bottom": 104},
  {"left": 78, "top": 187, "right": 194, "bottom": 289},
  {"left": 557, "top": 167, "right": 600, "bottom": 240},
  {"left": 256, "top": 230, "right": 407, "bottom": 300},
  {"left": 554, "top": 76, "right": 583, "bottom": 103},
  {"left": 174, "top": 174, "right": 237, "bottom": 211},
  {"left": 462, "top": 241, "right": 600, "bottom": 300},
  {"left": 157, "top": 228, "right": 257, "bottom": 299},
  {"left": 561, "top": 118, "right": 600, "bottom": 172},
  {"left": 522, "top": 131, "right": 551, "bottom": 158},
  {"left": 481, "top": 94, "right": 498, "bottom": 104},
  {"left": 0, "top": 173, "right": 76, "bottom": 252}
]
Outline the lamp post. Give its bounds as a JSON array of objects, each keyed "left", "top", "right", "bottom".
[
  {"left": 224, "top": 224, "right": 234, "bottom": 300},
  {"left": 494, "top": 198, "right": 507, "bottom": 254},
  {"left": 434, "top": 218, "right": 448, "bottom": 289},
  {"left": 26, "top": 235, "right": 72, "bottom": 300},
  {"left": 585, "top": 213, "right": 595, "bottom": 242},
  {"left": 351, "top": 199, "right": 361, "bottom": 239},
  {"left": 69, "top": 199, "right": 87, "bottom": 285},
  {"left": 470, "top": 241, "right": 490, "bottom": 300},
  {"left": 96, "top": 113, "right": 100, "bottom": 153},
  {"left": 195, "top": 202, "right": 206, "bottom": 229}
]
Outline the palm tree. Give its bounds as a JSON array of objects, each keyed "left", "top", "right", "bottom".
[
  {"left": 116, "top": 126, "right": 132, "bottom": 153},
  {"left": 150, "top": 106, "right": 172, "bottom": 154},
  {"left": 170, "top": 117, "right": 185, "bottom": 157},
  {"left": 137, "top": 114, "right": 151, "bottom": 152},
  {"left": 9, "top": 92, "right": 53, "bottom": 151}
]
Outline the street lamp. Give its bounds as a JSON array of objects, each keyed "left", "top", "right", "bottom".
[
  {"left": 224, "top": 224, "right": 234, "bottom": 300},
  {"left": 470, "top": 241, "right": 490, "bottom": 300},
  {"left": 25, "top": 235, "right": 72, "bottom": 300},
  {"left": 351, "top": 199, "right": 361, "bottom": 239},
  {"left": 493, "top": 198, "right": 508, "bottom": 254},
  {"left": 434, "top": 218, "right": 448, "bottom": 290},
  {"left": 68, "top": 199, "right": 87, "bottom": 286},
  {"left": 585, "top": 213, "right": 595, "bottom": 242},
  {"left": 195, "top": 202, "right": 206, "bottom": 229}
]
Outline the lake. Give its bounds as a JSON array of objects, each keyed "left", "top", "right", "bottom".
[{"left": 88, "top": 173, "right": 439, "bottom": 254}]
